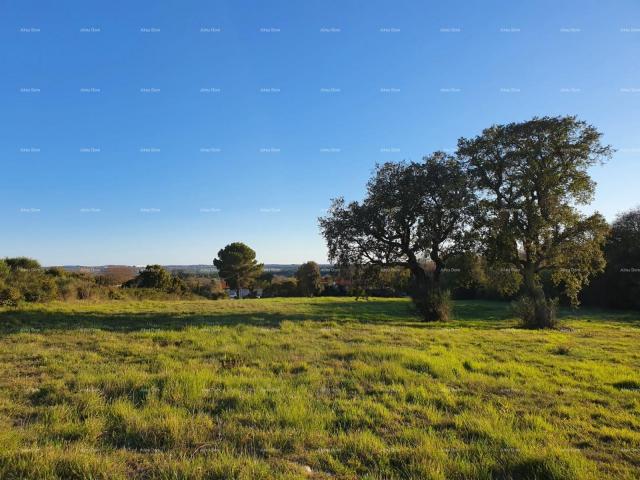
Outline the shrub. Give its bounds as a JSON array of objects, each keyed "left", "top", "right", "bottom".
[
  {"left": 512, "top": 297, "right": 558, "bottom": 329},
  {"left": 0, "top": 260, "right": 10, "bottom": 280},
  {"left": 553, "top": 345, "right": 571, "bottom": 355},
  {"left": 123, "top": 265, "right": 172, "bottom": 290},
  {"left": 4, "top": 257, "right": 41, "bottom": 271},
  {"left": 0, "top": 286, "right": 21, "bottom": 307},
  {"left": 76, "top": 283, "right": 94, "bottom": 300},
  {"left": 263, "top": 278, "right": 298, "bottom": 297},
  {"left": 20, "top": 273, "right": 58, "bottom": 302},
  {"left": 410, "top": 286, "right": 451, "bottom": 322}
]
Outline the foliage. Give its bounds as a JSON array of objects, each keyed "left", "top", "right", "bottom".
[
  {"left": 582, "top": 207, "right": 640, "bottom": 310},
  {"left": 263, "top": 277, "right": 298, "bottom": 297},
  {"left": 512, "top": 296, "right": 558, "bottom": 328},
  {"left": 0, "top": 259, "right": 10, "bottom": 280},
  {"left": 213, "top": 243, "right": 264, "bottom": 296},
  {"left": 0, "top": 258, "right": 57, "bottom": 303},
  {"left": 122, "top": 265, "right": 191, "bottom": 296},
  {"left": 458, "top": 116, "right": 612, "bottom": 327},
  {"left": 0, "top": 285, "right": 21, "bottom": 307},
  {"left": 440, "top": 253, "right": 487, "bottom": 298},
  {"left": 320, "top": 153, "right": 475, "bottom": 321},
  {"left": 124, "top": 265, "right": 172, "bottom": 290},
  {"left": 295, "top": 261, "right": 322, "bottom": 296},
  {"left": 375, "top": 267, "right": 411, "bottom": 295},
  {"left": 4, "top": 257, "right": 41, "bottom": 271},
  {"left": 0, "top": 258, "right": 223, "bottom": 303},
  {"left": 410, "top": 286, "right": 452, "bottom": 322},
  {"left": 181, "top": 276, "right": 226, "bottom": 300}
]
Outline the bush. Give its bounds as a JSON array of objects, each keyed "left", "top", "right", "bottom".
[
  {"left": 20, "top": 273, "right": 58, "bottom": 302},
  {"left": 295, "top": 261, "right": 322, "bottom": 296},
  {"left": 410, "top": 286, "right": 451, "bottom": 322},
  {"left": 0, "top": 258, "right": 65, "bottom": 304},
  {"left": 188, "top": 278, "right": 226, "bottom": 299},
  {"left": 0, "top": 286, "right": 22, "bottom": 307},
  {"left": 95, "top": 266, "right": 138, "bottom": 286},
  {"left": 512, "top": 297, "right": 558, "bottom": 329},
  {"left": 4, "top": 257, "right": 41, "bottom": 271},
  {"left": 0, "top": 260, "right": 10, "bottom": 281},
  {"left": 0, "top": 259, "right": 224, "bottom": 303},
  {"left": 263, "top": 278, "right": 298, "bottom": 297},
  {"left": 76, "top": 283, "right": 95, "bottom": 300},
  {"left": 123, "top": 265, "right": 172, "bottom": 290},
  {"left": 320, "top": 283, "right": 348, "bottom": 296}
]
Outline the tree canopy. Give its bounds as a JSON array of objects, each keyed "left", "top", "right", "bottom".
[
  {"left": 583, "top": 207, "right": 640, "bottom": 310},
  {"left": 133, "top": 265, "right": 172, "bottom": 289},
  {"left": 295, "top": 261, "right": 322, "bottom": 296},
  {"left": 213, "top": 242, "right": 263, "bottom": 297},
  {"left": 457, "top": 115, "right": 612, "bottom": 327},
  {"left": 319, "top": 152, "right": 475, "bottom": 321},
  {"left": 4, "top": 257, "right": 41, "bottom": 272}
]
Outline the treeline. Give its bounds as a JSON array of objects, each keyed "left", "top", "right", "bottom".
[
  {"left": 0, "top": 256, "right": 404, "bottom": 304},
  {"left": 580, "top": 207, "right": 640, "bottom": 310},
  {"left": 0, "top": 260, "right": 226, "bottom": 306},
  {"left": 304, "top": 222, "right": 640, "bottom": 311},
  {"left": 2, "top": 206, "right": 638, "bottom": 312}
]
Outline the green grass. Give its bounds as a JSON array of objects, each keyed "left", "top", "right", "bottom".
[{"left": 0, "top": 298, "right": 638, "bottom": 479}]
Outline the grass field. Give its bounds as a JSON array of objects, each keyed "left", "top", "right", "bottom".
[{"left": 0, "top": 298, "right": 639, "bottom": 479}]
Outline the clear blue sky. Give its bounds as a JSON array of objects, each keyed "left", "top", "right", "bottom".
[{"left": 1, "top": 0, "right": 639, "bottom": 265}]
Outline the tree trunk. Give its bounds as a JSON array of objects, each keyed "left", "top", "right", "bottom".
[{"left": 430, "top": 246, "right": 442, "bottom": 284}]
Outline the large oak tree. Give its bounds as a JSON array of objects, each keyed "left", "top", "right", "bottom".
[
  {"left": 319, "top": 152, "right": 475, "bottom": 321},
  {"left": 457, "top": 116, "right": 612, "bottom": 327}
]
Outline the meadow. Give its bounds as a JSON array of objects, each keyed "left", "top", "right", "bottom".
[{"left": 0, "top": 298, "right": 638, "bottom": 479}]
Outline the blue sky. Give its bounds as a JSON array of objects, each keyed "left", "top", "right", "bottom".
[{"left": 1, "top": 0, "right": 639, "bottom": 265}]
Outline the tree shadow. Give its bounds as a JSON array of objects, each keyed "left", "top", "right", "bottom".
[
  {"left": 0, "top": 309, "right": 294, "bottom": 334},
  {"left": 557, "top": 305, "right": 640, "bottom": 327},
  {"left": 0, "top": 299, "right": 636, "bottom": 335},
  {"left": 0, "top": 299, "right": 511, "bottom": 334}
]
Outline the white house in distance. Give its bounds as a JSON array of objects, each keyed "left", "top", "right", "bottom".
[{"left": 225, "top": 288, "right": 263, "bottom": 299}]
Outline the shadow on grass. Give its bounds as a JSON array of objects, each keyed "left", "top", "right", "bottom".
[
  {"left": 557, "top": 305, "right": 640, "bottom": 327},
  {"left": 0, "top": 299, "right": 637, "bottom": 334},
  {"left": 0, "top": 310, "right": 297, "bottom": 334},
  {"left": 0, "top": 303, "right": 415, "bottom": 334}
]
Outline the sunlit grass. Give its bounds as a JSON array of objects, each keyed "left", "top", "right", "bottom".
[{"left": 0, "top": 298, "right": 638, "bottom": 479}]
